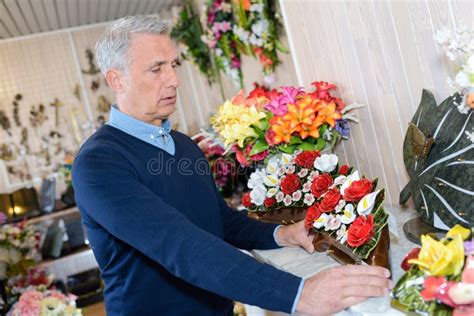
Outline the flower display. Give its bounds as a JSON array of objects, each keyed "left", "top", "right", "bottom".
[
  {"left": 435, "top": 28, "right": 474, "bottom": 113},
  {"left": 209, "top": 82, "right": 361, "bottom": 165},
  {"left": 231, "top": 0, "right": 287, "bottom": 75},
  {"left": 202, "top": 0, "right": 244, "bottom": 87},
  {"left": 0, "top": 221, "right": 40, "bottom": 280},
  {"left": 241, "top": 150, "right": 388, "bottom": 259},
  {"left": 393, "top": 225, "right": 474, "bottom": 315},
  {"left": 9, "top": 288, "right": 81, "bottom": 316}
]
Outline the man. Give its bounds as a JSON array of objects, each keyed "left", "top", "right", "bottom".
[{"left": 72, "top": 15, "right": 392, "bottom": 316}]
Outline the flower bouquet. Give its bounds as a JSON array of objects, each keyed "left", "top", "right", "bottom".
[
  {"left": 392, "top": 225, "right": 474, "bottom": 316},
  {"left": 210, "top": 81, "right": 360, "bottom": 167},
  {"left": 9, "top": 288, "right": 81, "bottom": 316},
  {"left": 241, "top": 150, "right": 390, "bottom": 267}
]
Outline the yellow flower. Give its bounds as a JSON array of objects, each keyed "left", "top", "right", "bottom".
[
  {"left": 211, "top": 100, "right": 266, "bottom": 148},
  {"left": 447, "top": 224, "right": 471, "bottom": 240},
  {"left": 408, "top": 234, "right": 465, "bottom": 276}
]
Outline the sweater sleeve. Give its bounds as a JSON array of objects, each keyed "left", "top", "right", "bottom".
[
  {"left": 72, "top": 146, "right": 302, "bottom": 313},
  {"left": 216, "top": 195, "right": 282, "bottom": 250}
]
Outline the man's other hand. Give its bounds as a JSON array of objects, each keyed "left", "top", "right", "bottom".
[
  {"left": 275, "top": 221, "right": 315, "bottom": 254},
  {"left": 296, "top": 265, "right": 393, "bottom": 315}
]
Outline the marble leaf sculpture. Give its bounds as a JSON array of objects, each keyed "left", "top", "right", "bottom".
[{"left": 400, "top": 90, "right": 473, "bottom": 229}]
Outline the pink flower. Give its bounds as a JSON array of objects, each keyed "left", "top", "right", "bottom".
[
  {"left": 220, "top": 21, "right": 232, "bottom": 33},
  {"left": 231, "top": 56, "right": 241, "bottom": 68},
  {"left": 264, "top": 96, "right": 288, "bottom": 116},
  {"left": 281, "top": 86, "right": 304, "bottom": 104},
  {"left": 250, "top": 150, "right": 269, "bottom": 161},
  {"left": 12, "top": 290, "right": 43, "bottom": 316}
]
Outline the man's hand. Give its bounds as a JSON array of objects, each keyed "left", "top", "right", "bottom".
[
  {"left": 296, "top": 265, "right": 393, "bottom": 315},
  {"left": 274, "top": 221, "right": 315, "bottom": 253}
]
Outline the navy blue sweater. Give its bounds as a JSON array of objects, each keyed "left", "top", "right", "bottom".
[{"left": 72, "top": 126, "right": 301, "bottom": 315}]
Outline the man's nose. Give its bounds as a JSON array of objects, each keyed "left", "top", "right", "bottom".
[{"left": 165, "top": 67, "right": 180, "bottom": 88}]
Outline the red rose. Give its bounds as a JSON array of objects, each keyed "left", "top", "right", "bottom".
[
  {"left": 280, "top": 174, "right": 301, "bottom": 195},
  {"left": 311, "top": 173, "right": 333, "bottom": 198},
  {"left": 264, "top": 197, "right": 276, "bottom": 208},
  {"left": 304, "top": 204, "right": 322, "bottom": 229},
  {"left": 319, "top": 188, "right": 341, "bottom": 212},
  {"left": 343, "top": 179, "right": 373, "bottom": 202},
  {"left": 242, "top": 192, "right": 252, "bottom": 208},
  {"left": 347, "top": 215, "right": 375, "bottom": 247},
  {"left": 265, "top": 129, "right": 277, "bottom": 146},
  {"left": 338, "top": 164, "right": 350, "bottom": 175},
  {"left": 295, "top": 150, "right": 321, "bottom": 168}
]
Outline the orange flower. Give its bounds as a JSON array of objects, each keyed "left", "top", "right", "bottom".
[
  {"left": 314, "top": 101, "right": 342, "bottom": 127},
  {"left": 234, "top": 0, "right": 251, "bottom": 10},
  {"left": 270, "top": 117, "right": 294, "bottom": 144}
]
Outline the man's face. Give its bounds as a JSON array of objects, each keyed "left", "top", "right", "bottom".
[{"left": 119, "top": 33, "right": 180, "bottom": 125}]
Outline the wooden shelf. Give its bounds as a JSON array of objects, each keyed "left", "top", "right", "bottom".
[{"left": 26, "top": 206, "right": 79, "bottom": 225}]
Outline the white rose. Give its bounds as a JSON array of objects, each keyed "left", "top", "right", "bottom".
[
  {"left": 276, "top": 191, "right": 285, "bottom": 203},
  {"left": 250, "top": 185, "right": 267, "bottom": 206},
  {"left": 314, "top": 154, "right": 338, "bottom": 173},
  {"left": 292, "top": 190, "right": 303, "bottom": 202},
  {"left": 325, "top": 215, "right": 342, "bottom": 231},
  {"left": 304, "top": 193, "right": 315, "bottom": 206},
  {"left": 248, "top": 169, "right": 265, "bottom": 189}
]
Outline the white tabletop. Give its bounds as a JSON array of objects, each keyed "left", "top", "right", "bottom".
[{"left": 248, "top": 206, "right": 419, "bottom": 316}]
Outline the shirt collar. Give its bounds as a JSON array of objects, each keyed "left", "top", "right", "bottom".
[{"left": 108, "top": 105, "right": 172, "bottom": 138}]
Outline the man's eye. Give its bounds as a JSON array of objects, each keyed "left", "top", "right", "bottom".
[
  {"left": 172, "top": 62, "right": 181, "bottom": 69},
  {"left": 151, "top": 68, "right": 161, "bottom": 73}
]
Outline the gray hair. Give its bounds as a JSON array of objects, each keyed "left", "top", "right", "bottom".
[{"left": 95, "top": 15, "right": 171, "bottom": 75}]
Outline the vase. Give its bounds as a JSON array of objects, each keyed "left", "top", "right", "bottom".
[
  {"left": 312, "top": 226, "right": 390, "bottom": 269},
  {"left": 247, "top": 207, "right": 307, "bottom": 225}
]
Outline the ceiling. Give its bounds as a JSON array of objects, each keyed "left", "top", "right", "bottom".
[{"left": 0, "top": 0, "right": 179, "bottom": 39}]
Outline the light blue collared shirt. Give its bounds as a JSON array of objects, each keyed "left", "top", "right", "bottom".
[{"left": 107, "top": 105, "right": 175, "bottom": 155}]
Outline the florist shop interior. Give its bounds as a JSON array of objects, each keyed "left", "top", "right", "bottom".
[{"left": 0, "top": 0, "right": 473, "bottom": 315}]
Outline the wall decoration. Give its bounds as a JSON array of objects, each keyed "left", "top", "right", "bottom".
[
  {"left": 49, "top": 98, "right": 64, "bottom": 127},
  {"left": 96, "top": 95, "right": 111, "bottom": 114},
  {"left": 29, "top": 104, "right": 48, "bottom": 128},
  {"left": 81, "top": 48, "right": 100, "bottom": 75},
  {"left": 0, "top": 111, "right": 12, "bottom": 136},
  {"left": 91, "top": 80, "right": 100, "bottom": 92}
]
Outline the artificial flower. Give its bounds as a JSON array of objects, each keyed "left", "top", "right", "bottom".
[
  {"left": 305, "top": 204, "right": 322, "bottom": 229},
  {"left": 325, "top": 215, "right": 342, "bottom": 231},
  {"left": 297, "top": 169, "right": 309, "bottom": 178},
  {"left": 250, "top": 185, "right": 267, "bottom": 206},
  {"left": 447, "top": 225, "right": 471, "bottom": 240},
  {"left": 311, "top": 173, "right": 333, "bottom": 198},
  {"left": 409, "top": 234, "right": 465, "bottom": 277},
  {"left": 421, "top": 276, "right": 447, "bottom": 301},
  {"left": 303, "top": 193, "right": 315, "bottom": 206},
  {"left": 339, "top": 204, "right": 356, "bottom": 225},
  {"left": 313, "top": 213, "right": 330, "bottom": 229},
  {"left": 266, "top": 187, "right": 278, "bottom": 197},
  {"left": 347, "top": 214, "right": 375, "bottom": 247},
  {"left": 276, "top": 191, "right": 284, "bottom": 203},
  {"left": 448, "top": 283, "right": 474, "bottom": 305},
  {"left": 311, "top": 81, "right": 337, "bottom": 100},
  {"left": 314, "top": 101, "right": 342, "bottom": 127},
  {"left": 343, "top": 178, "right": 373, "bottom": 202},
  {"left": 400, "top": 247, "right": 421, "bottom": 271},
  {"left": 241, "top": 192, "right": 252, "bottom": 207},
  {"left": 269, "top": 116, "right": 294, "bottom": 144},
  {"left": 264, "top": 197, "right": 276, "bottom": 208},
  {"left": 357, "top": 190, "right": 380, "bottom": 216},
  {"left": 338, "top": 164, "right": 350, "bottom": 175},
  {"left": 263, "top": 174, "right": 279, "bottom": 187},
  {"left": 340, "top": 170, "right": 360, "bottom": 195},
  {"left": 295, "top": 150, "right": 320, "bottom": 169},
  {"left": 292, "top": 190, "right": 303, "bottom": 201},
  {"left": 335, "top": 119, "right": 350, "bottom": 138},
  {"left": 314, "top": 154, "right": 339, "bottom": 173},
  {"left": 336, "top": 225, "right": 348, "bottom": 244},
  {"left": 283, "top": 195, "right": 292, "bottom": 206},
  {"left": 280, "top": 174, "right": 301, "bottom": 195},
  {"left": 319, "top": 188, "right": 342, "bottom": 212}
]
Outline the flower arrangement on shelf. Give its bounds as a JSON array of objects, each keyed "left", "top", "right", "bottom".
[
  {"left": 210, "top": 81, "right": 361, "bottom": 166},
  {"left": 202, "top": 0, "right": 244, "bottom": 87},
  {"left": 0, "top": 220, "right": 40, "bottom": 280},
  {"left": 196, "top": 137, "right": 237, "bottom": 197},
  {"left": 171, "top": 1, "right": 216, "bottom": 85},
  {"left": 392, "top": 225, "right": 474, "bottom": 316},
  {"left": 231, "top": 0, "right": 287, "bottom": 74},
  {"left": 435, "top": 28, "right": 474, "bottom": 113},
  {"left": 241, "top": 150, "right": 389, "bottom": 264},
  {"left": 9, "top": 288, "right": 81, "bottom": 316}
]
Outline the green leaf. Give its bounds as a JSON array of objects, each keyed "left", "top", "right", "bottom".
[
  {"left": 289, "top": 136, "right": 303, "bottom": 145},
  {"left": 252, "top": 126, "right": 265, "bottom": 138},
  {"left": 250, "top": 140, "right": 269, "bottom": 156},
  {"left": 298, "top": 142, "right": 318, "bottom": 151},
  {"left": 278, "top": 144, "right": 297, "bottom": 154},
  {"left": 314, "top": 138, "right": 326, "bottom": 150}
]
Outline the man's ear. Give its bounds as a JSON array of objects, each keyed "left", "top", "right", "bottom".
[{"left": 105, "top": 69, "right": 126, "bottom": 93}]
